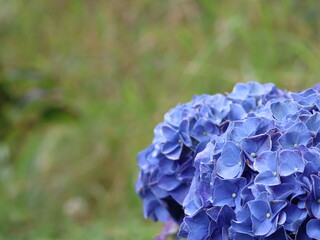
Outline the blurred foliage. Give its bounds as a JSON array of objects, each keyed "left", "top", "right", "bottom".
[{"left": 0, "top": 0, "right": 319, "bottom": 239}]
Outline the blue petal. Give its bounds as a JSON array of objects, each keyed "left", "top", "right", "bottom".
[
  {"left": 183, "top": 177, "right": 203, "bottom": 216},
  {"left": 242, "top": 97, "right": 257, "bottom": 112},
  {"left": 228, "top": 103, "right": 247, "bottom": 121},
  {"left": 216, "top": 142, "right": 244, "bottom": 179},
  {"left": 241, "top": 134, "right": 271, "bottom": 159},
  {"left": 311, "top": 175, "right": 320, "bottom": 200},
  {"left": 137, "top": 145, "right": 159, "bottom": 170},
  {"left": 248, "top": 199, "right": 269, "bottom": 221},
  {"left": 247, "top": 81, "right": 267, "bottom": 96},
  {"left": 149, "top": 168, "right": 159, "bottom": 185},
  {"left": 212, "top": 177, "right": 238, "bottom": 207},
  {"left": 152, "top": 204, "right": 171, "bottom": 222},
  {"left": 255, "top": 117, "right": 275, "bottom": 135},
  {"left": 230, "top": 213, "right": 253, "bottom": 235},
  {"left": 253, "top": 151, "right": 277, "bottom": 173},
  {"left": 212, "top": 177, "right": 246, "bottom": 207},
  {"left": 179, "top": 120, "right": 193, "bottom": 147},
  {"left": 199, "top": 94, "right": 231, "bottom": 125},
  {"left": 228, "top": 83, "right": 250, "bottom": 100},
  {"left": 284, "top": 204, "right": 307, "bottom": 232},
  {"left": 306, "top": 219, "right": 320, "bottom": 240},
  {"left": 184, "top": 210, "right": 210, "bottom": 240},
  {"left": 278, "top": 122, "right": 312, "bottom": 149},
  {"left": 179, "top": 119, "right": 189, "bottom": 132},
  {"left": 305, "top": 112, "right": 320, "bottom": 132},
  {"left": 229, "top": 118, "right": 263, "bottom": 142},
  {"left": 158, "top": 174, "right": 181, "bottom": 191},
  {"left": 177, "top": 159, "right": 195, "bottom": 182},
  {"left": 255, "top": 171, "right": 281, "bottom": 186},
  {"left": 304, "top": 148, "right": 320, "bottom": 168},
  {"left": 291, "top": 88, "right": 317, "bottom": 106},
  {"left": 270, "top": 200, "right": 287, "bottom": 217},
  {"left": 143, "top": 190, "right": 170, "bottom": 222},
  {"left": 311, "top": 203, "right": 320, "bottom": 219},
  {"left": 313, "top": 83, "right": 320, "bottom": 92},
  {"left": 241, "top": 183, "right": 255, "bottom": 204},
  {"left": 180, "top": 131, "right": 193, "bottom": 147},
  {"left": 278, "top": 211, "right": 287, "bottom": 225},
  {"left": 270, "top": 100, "right": 299, "bottom": 121},
  {"left": 315, "top": 96, "right": 320, "bottom": 111},
  {"left": 216, "top": 204, "right": 236, "bottom": 227},
  {"left": 168, "top": 183, "right": 189, "bottom": 205},
  {"left": 177, "top": 220, "right": 189, "bottom": 238},
  {"left": 278, "top": 150, "right": 305, "bottom": 176},
  {"left": 158, "top": 157, "right": 178, "bottom": 175},
  {"left": 161, "top": 142, "right": 182, "bottom": 160},
  {"left": 191, "top": 119, "right": 218, "bottom": 142},
  {"left": 206, "top": 206, "right": 220, "bottom": 222},
  {"left": 161, "top": 138, "right": 179, "bottom": 154},
  {"left": 150, "top": 185, "right": 170, "bottom": 199},
  {"left": 163, "top": 104, "right": 187, "bottom": 127},
  {"left": 251, "top": 216, "right": 273, "bottom": 236},
  {"left": 162, "top": 125, "right": 178, "bottom": 140},
  {"left": 265, "top": 226, "right": 289, "bottom": 240},
  {"left": 269, "top": 181, "right": 296, "bottom": 200}
]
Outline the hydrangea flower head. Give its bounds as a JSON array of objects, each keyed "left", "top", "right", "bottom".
[{"left": 136, "top": 82, "right": 320, "bottom": 239}]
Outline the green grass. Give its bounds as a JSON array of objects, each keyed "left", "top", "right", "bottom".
[{"left": 0, "top": 0, "right": 320, "bottom": 239}]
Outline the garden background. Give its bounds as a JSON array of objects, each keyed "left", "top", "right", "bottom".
[{"left": 0, "top": 0, "right": 319, "bottom": 239}]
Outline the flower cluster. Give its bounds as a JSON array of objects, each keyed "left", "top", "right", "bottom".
[{"left": 136, "top": 82, "right": 320, "bottom": 239}]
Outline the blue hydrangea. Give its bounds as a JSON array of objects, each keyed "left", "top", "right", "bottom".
[{"left": 136, "top": 82, "right": 320, "bottom": 239}]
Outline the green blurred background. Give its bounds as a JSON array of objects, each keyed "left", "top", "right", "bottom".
[{"left": 0, "top": 0, "right": 319, "bottom": 239}]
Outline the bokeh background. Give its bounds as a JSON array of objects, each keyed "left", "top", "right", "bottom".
[{"left": 0, "top": 0, "right": 320, "bottom": 239}]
